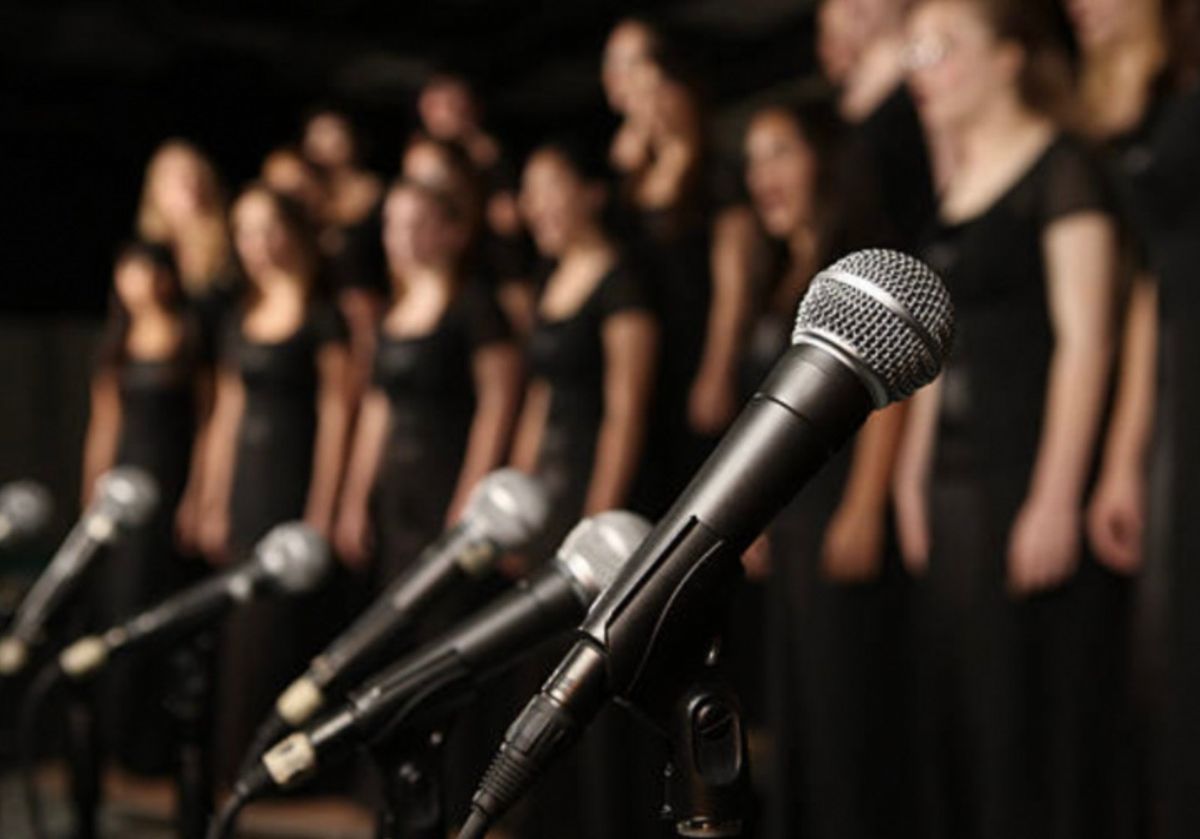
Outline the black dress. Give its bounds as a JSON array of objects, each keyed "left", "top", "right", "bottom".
[
  {"left": 917, "top": 136, "right": 1125, "bottom": 839},
  {"left": 519, "top": 260, "right": 664, "bottom": 839},
  {"left": 621, "top": 197, "right": 715, "bottom": 517},
  {"left": 322, "top": 200, "right": 389, "bottom": 297},
  {"left": 212, "top": 302, "right": 347, "bottom": 784},
  {"left": 742, "top": 299, "right": 911, "bottom": 839},
  {"left": 1107, "top": 81, "right": 1200, "bottom": 839},
  {"left": 95, "top": 340, "right": 201, "bottom": 775},
  {"left": 370, "top": 281, "right": 511, "bottom": 587}
]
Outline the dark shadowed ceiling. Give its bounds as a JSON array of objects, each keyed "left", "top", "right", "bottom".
[{"left": 1, "top": 0, "right": 819, "bottom": 313}]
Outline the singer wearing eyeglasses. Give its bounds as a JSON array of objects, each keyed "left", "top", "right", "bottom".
[
  {"left": 894, "top": 1, "right": 1122, "bottom": 836},
  {"left": 198, "top": 185, "right": 351, "bottom": 785}
]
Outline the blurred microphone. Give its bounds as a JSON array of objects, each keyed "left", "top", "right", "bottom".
[
  {"left": 0, "top": 481, "right": 53, "bottom": 549},
  {"left": 461, "top": 249, "right": 956, "bottom": 838},
  {"left": 231, "top": 511, "right": 649, "bottom": 806},
  {"left": 56, "top": 522, "right": 329, "bottom": 680},
  {"left": 0, "top": 467, "right": 157, "bottom": 676},
  {"left": 269, "top": 469, "right": 548, "bottom": 734}
]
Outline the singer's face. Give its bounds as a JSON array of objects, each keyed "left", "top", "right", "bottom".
[
  {"left": 418, "top": 81, "right": 476, "bottom": 141},
  {"left": 602, "top": 21, "right": 654, "bottom": 113},
  {"left": 906, "top": 0, "right": 1017, "bottom": 130},
  {"left": 303, "top": 113, "right": 354, "bottom": 170},
  {"left": 232, "top": 191, "right": 295, "bottom": 280},
  {"left": 817, "top": 0, "right": 861, "bottom": 84},
  {"left": 151, "top": 149, "right": 206, "bottom": 225},
  {"left": 383, "top": 188, "right": 452, "bottom": 270},
  {"left": 114, "top": 258, "right": 159, "bottom": 313},
  {"left": 1066, "top": 0, "right": 1142, "bottom": 51},
  {"left": 520, "top": 151, "right": 594, "bottom": 258},
  {"left": 745, "top": 110, "right": 818, "bottom": 238}
]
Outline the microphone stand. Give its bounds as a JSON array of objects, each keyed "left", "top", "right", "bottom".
[
  {"left": 646, "top": 642, "right": 752, "bottom": 839},
  {"left": 165, "top": 633, "right": 215, "bottom": 839},
  {"left": 65, "top": 685, "right": 100, "bottom": 839},
  {"left": 369, "top": 725, "right": 447, "bottom": 839}
]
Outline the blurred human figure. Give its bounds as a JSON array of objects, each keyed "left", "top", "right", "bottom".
[
  {"left": 1068, "top": 0, "right": 1200, "bottom": 835},
  {"left": 742, "top": 103, "right": 912, "bottom": 839},
  {"left": 818, "top": 0, "right": 940, "bottom": 243},
  {"left": 417, "top": 74, "right": 534, "bottom": 333},
  {"left": 136, "top": 139, "right": 238, "bottom": 363},
  {"left": 333, "top": 179, "right": 520, "bottom": 583},
  {"left": 612, "top": 37, "right": 759, "bottom": 515},
  {"left": 509, "top": 140, "right": 658, "bottom": 839},
  {"left": 82, "top": 241, "right": 209, "bottom": 776},
  {"left": 261, "top": 145, "right": 328, "bottom": 226},
  {"left": 199, "top": 185, "right": 351, "bottom": 784},
  {"left": 601, "top": 18, "right": 659, "bottom": 175},
  {"left": 894, "top": 2, "right": 1121, "bottom": 837},
  {"left": 301, "top": 108, "right": 387, "bottom": 400}
]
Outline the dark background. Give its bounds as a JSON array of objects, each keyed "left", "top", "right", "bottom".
[{"left": 0, "top": 0, "right": 820, "bottom": 315}]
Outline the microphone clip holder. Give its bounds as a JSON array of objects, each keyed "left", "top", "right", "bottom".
[
  {"left": 369, "top": 722, "right": 448, "bottom": 839},
  {"left": 655, "top": 657, "right": 751, "bottom": 837}
]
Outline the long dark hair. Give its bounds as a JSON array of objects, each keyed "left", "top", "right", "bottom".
[
  {"left": 1167, "top": 0, "right": 1200, "bottom": 88},
  {"left": 98, "top": 240, "right": 189, "bottom": 370}
]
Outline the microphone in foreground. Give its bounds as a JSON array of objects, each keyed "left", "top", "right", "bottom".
[
  {"left": 0, "top": 481, "right": 53, "bottom": 549},
  {"left": 54, "top": 522, "right": 329, "bottom": 681},
  {"left": 227, "top": 511, "right": 650, "bottom": 814},
  {"left": 0, "top": 467, "right": 158, "bottom": 675},
  {"left": 266, "top": 470, "right": 548, "bottom": 736},
  {"left": 461, "top": 249, "right": 955, "bottom": 838}
]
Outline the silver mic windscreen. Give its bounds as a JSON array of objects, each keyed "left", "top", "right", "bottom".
[
  {"left": 793, "top": 248, "right": 954, "bottom": 406},
  {"left": 0, "top": 481, "right": 53, "bottom": 542},
  {"left": 554, "top": 511, "right": 652, "bottom": 607},
  {"left": 93, "top": 466, "right": 159, "bottom": 529},
  {"left": 463, "top": 469, "right": 550, "bottom": 551},
  {"left": 255, "top": 523, "right": 331, "bottom": 594}
]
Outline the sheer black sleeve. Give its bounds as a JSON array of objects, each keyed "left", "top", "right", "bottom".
[{"left": 1040, "top": 138, "right": 1114, "bottom": 225}]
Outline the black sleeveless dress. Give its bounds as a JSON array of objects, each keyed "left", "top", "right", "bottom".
[
  {"left": 1106, "top": 81, "right": 1200, "bottom": 839},
  {"left": 322, "top": 199, "right": 389, "bottom": 297},
  {"left": 96, "top": 341, "right": 201, "bottom": 775},
  {"left": 212, "top": 302, "right": 348, "bottom": 784},
  {"left": 370, "top": 281, "right": 511, "bottom": 587},
  {"left": 916, "top": 136, "right": 1125, "bottom": 839}
]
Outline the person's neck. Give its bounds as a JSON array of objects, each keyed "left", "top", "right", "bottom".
[
  {"left": 561, "top": 227, "right": 613, "bottom": 267},
  {"left": 397, "top": 264, "right": 454, "bottom": 296},
  {"left": 254, "top": 271, "right": 305, "bottom": 308},
  {"left": 787, "top": 223, "right": 818, "bottom": 268},
  {"left": 956, "top": 93, "right": 1048, "bottom": 171},
  {"left": 129, "top": 305, "right": 175, "bottom": 330}
]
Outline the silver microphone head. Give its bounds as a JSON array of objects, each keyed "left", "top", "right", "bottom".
[
  {"left": 93, "top": 467, "right": 159, "bottom": 528},
  {"left": 0, "top": 481, "right": 53, "bottom": 542},
  {"left": 792, "top": 248, "right": 954, "bottom": 406},
  {"left": 553, "top": 511, "right": 652, "bottom": 608},
  {"left": 463, "top": 469, "right": 551, "bottom": 551},
  {"left": 254, "top": 523, "right": 331, "bottom": 594}
]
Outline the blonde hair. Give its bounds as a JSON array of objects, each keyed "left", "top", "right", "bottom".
[{"left": 136, "top": 139, "right": 231, "bottom": 294}]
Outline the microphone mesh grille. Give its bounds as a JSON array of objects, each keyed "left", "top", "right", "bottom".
[
  {"left": 465, "top": 469, "right": 550, "bottom": 550},
  {"left": 0, "top": 482, "right": 52, "bottom": 537},
  {"left": 257, "top": 523, "right": 330, "bottom": 593},
  {"left": 555, "top": 510, "right": 650, "bottom": 604},
  {"left": 793, "top": 249, "right": 954, "bottom": 404},
  {"left": 96, "top": 467, "right": 159, "bottom": 527}
]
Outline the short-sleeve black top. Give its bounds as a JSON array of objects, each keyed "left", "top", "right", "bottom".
[
  {"left": 527, "top": 261, "right": 650, "bottom": 424},
  {"left": 372, "top": 281, "right": 511, "bottom": 419},
  {"left": 923, "top": 135, "right": 1114, "bottom": 506}
]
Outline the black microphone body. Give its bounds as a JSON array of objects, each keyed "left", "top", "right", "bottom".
[
  {"left": 268, "top": 469, "right": 548, "bottom": 730},
  {"left": 241, "top": 511, "right": 649, "bottom": 796},
  {"left": 465, "top": 249, "right": 956, "bottom": 835}
]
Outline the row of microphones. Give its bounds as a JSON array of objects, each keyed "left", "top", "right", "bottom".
[
  {"left": 210, "top": 510, "right": 649, "bottom": 839},
  {"left": 457, "top": 249, "right": 956, "bottom": 837},
  {"left": 0, "top": 467, "right": 158, "bottom": 675},
  {"left": 232, "top": 469, "right": 549, "bottom": 774}
]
